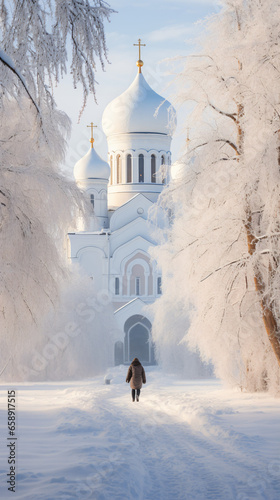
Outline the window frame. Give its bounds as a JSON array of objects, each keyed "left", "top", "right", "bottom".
[
  {"left": 138, "top": 154, "right": 144, "bottom": 183},
  {"left": 135, "top": 277, "right": 140, "bottom": 296},
  {"left": 157, "top": 276, "right": 162, "bottom": 295},
  {"left": 90, "top": 194, "right": 94, "bottom": 210},
  {"left": 161, "top": 155, "right": 166, "bottom": 184},
  {"left": 151, "top": 154, "right": 156, "bottom": 183},
  {"left": 115, "top": 277, "right": 120, "bottom": 296},
  {"left": 109, "top": 155, "right": 113, "bottom": 184},
  {"left": 116, "top": 154, "right": 122, "bottom": 184},
  {"left": 127, "top": 154, "right": 132, "bottom": 183}
]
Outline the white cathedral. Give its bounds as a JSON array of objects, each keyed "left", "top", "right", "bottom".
[{"left": 67, "top": 44, "right": 176, "bottom": 366}]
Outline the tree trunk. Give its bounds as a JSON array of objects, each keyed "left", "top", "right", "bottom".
[
  {"left": 236, "top": 74, "right": 280, "bottom": 368},
  {"left": 245, "top": 217, "right": 280, "bottom": 367}
]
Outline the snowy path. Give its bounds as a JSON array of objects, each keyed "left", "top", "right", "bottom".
[{"left": 1, "top": 368, "right": 280, "bottom": 499}]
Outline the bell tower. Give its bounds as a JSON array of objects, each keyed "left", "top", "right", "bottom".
[
  {"left": 102, "top": 41, "right": 176, "bottom": 209},
  {"left": 74, "top": 124, "right": 110, "bottom": 231}
]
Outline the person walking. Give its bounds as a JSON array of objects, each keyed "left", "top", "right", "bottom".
[{"left": 126, "top": 358, "right": 146, "bottom": 402}]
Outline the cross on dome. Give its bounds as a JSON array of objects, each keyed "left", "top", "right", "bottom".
[
  {"left": 87, "top": 122, "right": 97, "bottom": 148},
  {"left": 133, "top": 38, "right": 146, "bottom": 73}
]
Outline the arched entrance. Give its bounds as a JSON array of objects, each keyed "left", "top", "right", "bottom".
[
  {"left": 129, "top": 322, "right": 149, "bottom": 362},
  {"left": 123, "top": 315, "right": 155, "bottom": 365}
]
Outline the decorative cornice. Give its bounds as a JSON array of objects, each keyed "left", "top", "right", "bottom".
[{"left": 108, "top": 149, "right": 172, "bottom": 154}]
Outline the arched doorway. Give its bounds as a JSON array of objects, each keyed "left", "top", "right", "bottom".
[
  {"left": 123, "top": 315, "right": 155, "bottom": 365},
  {"left": 129, "top": 323, "right": 149, "bottom": 362}
]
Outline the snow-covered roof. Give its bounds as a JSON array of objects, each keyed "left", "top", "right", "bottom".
[
  {"left": 102, "top": 71, "right": 176, "bottom": 137},
  {"left": 110, "top": 193, "right": 153, "bottom": 232}
]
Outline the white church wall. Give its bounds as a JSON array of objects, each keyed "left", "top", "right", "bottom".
[
  {"left": 76, "top": 247, "right": 107, "bottom": 289},
  {"left": 114, "top": 298, "right": 153, "bottom": 334},
  {"left": 108, "top": 185, "right": 164, "bottom": 208},
  {"left": 110, "top": 245, "right": 156, "bottom": 299},
  {"left": 120, "top": 250, "right": 155, "bottom": 299},
  {"left": 125, "top": 255, "right": 151, "bottom": 297},
  {"left": 111, "top": 237, "right": 153, "bottom": 275},
  {"left": 67, "top": 234, "right": 108, "bottom": 259},
  {"left": 109, "top": 218, "right": 155, "bottom": 255},
  {"left": 110, "top": 194, "right": 152, "bottom": 232}
]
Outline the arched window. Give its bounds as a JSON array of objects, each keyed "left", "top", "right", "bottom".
[
  {"left": 139, "top": 154, "right": 144, "bottom": 183},
  {"left": 135, "top": 277, "right": 140, "bottom": 296},
  {"left": 115, "top": 277, "right": 120, "bottom": 295},
  {"left": 117, "top": 155, "right": 122, "bottom": 184},
  {"left": 161, "top": 155, "right": 166, "bottom": 184},
  {"left": 110, "top": 155, "right": 113, "bottom": 184},
  {"left": 90, "top": 194, "right": 94, "bottom": 210},
  {"left": 157, "top": 277, "right": 162, "bottom": 295},
  {"left": 151, "top": 154, "right": 156, "bottom": 183},
  {"left": 127, "top": 154, "right": 132, "bottom": 183}
]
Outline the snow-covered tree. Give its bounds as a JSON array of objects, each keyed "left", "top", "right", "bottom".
[
  {"left": 151, "top": 0, "right": 280, "bottom": 391},
  {"left": 0, "top": 1, "right": 114, "bottom": 380},
  {"left": 0, "top": 0, "right": 113, "bottom": 118}
]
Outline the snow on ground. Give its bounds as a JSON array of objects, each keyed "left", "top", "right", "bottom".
[{"left": 0, "top": 367, "right": 280, "bottom": 500}]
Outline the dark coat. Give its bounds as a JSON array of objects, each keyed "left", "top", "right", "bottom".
[{"left": 126, "top": 358, "right": 146, "bottom": 389}]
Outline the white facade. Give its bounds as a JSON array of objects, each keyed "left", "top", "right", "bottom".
[{"left": 68, "top": 63, "right": 175, "bottom": 365}]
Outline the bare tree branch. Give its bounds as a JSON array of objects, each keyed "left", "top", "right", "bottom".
[{"left": 209, "top": 102, "right": 237, "bottom": 122}]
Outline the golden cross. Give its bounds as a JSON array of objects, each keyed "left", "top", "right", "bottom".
[
  {"left": 87, "top": 122, "right": 97, "bottom": 148},
  {"left": 133, "top": 38, "right": 146, "bottom": 73},
  {"left": 134, "top": 38, "right": 146, "bottom": 60}
]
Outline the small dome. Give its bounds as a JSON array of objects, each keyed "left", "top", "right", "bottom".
[
  {"left": 102, "top": 72, "right": 176, "bottom": 137},
  {"left": 74, "top": 147, "right": 110, "bottom": 181}
]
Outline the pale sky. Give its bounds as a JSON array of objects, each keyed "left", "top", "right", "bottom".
[{"left": 55, "top": 0, "right": 221, "bottom": 176}]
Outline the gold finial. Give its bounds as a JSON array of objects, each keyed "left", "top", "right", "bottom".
[
  {"left": 87, "top": 122, "right": 97, "bottom": 148},
  {"left": 133, "top": 38, "right": 146, "bottom": 73}
]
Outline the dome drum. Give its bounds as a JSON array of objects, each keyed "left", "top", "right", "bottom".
[
  {"left": 106, "top": 131, "right": 172, "bottom": 153},
  {"left": 108, "top": 150, "right": 171, "bottom": 189}
]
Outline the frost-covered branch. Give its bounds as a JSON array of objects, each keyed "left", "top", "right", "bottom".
[
  {"left": 256, "top": 233, "right": 280, "bottom": 241},
  {"left": 215, "top": 138, "right": 239, "bottom": 154},
  {"left": 200, "top": 257, "right": 249, "bottom": 283},
  {"left": 209, "top": 102, "right": 237, "bottom": 122},
  {"left": 0, "top": 48, "right": 40, "bottom": 116},
  {"left": 0, "top": 0, "right": 115, "bottom": 121}
]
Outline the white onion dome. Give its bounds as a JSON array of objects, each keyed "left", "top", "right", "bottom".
[
  {"left": 74, "top": 146, "right": 110, "bottom": 181},
  {"left": 102, "top": 72, "right": 176, "bottom": 137}
]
